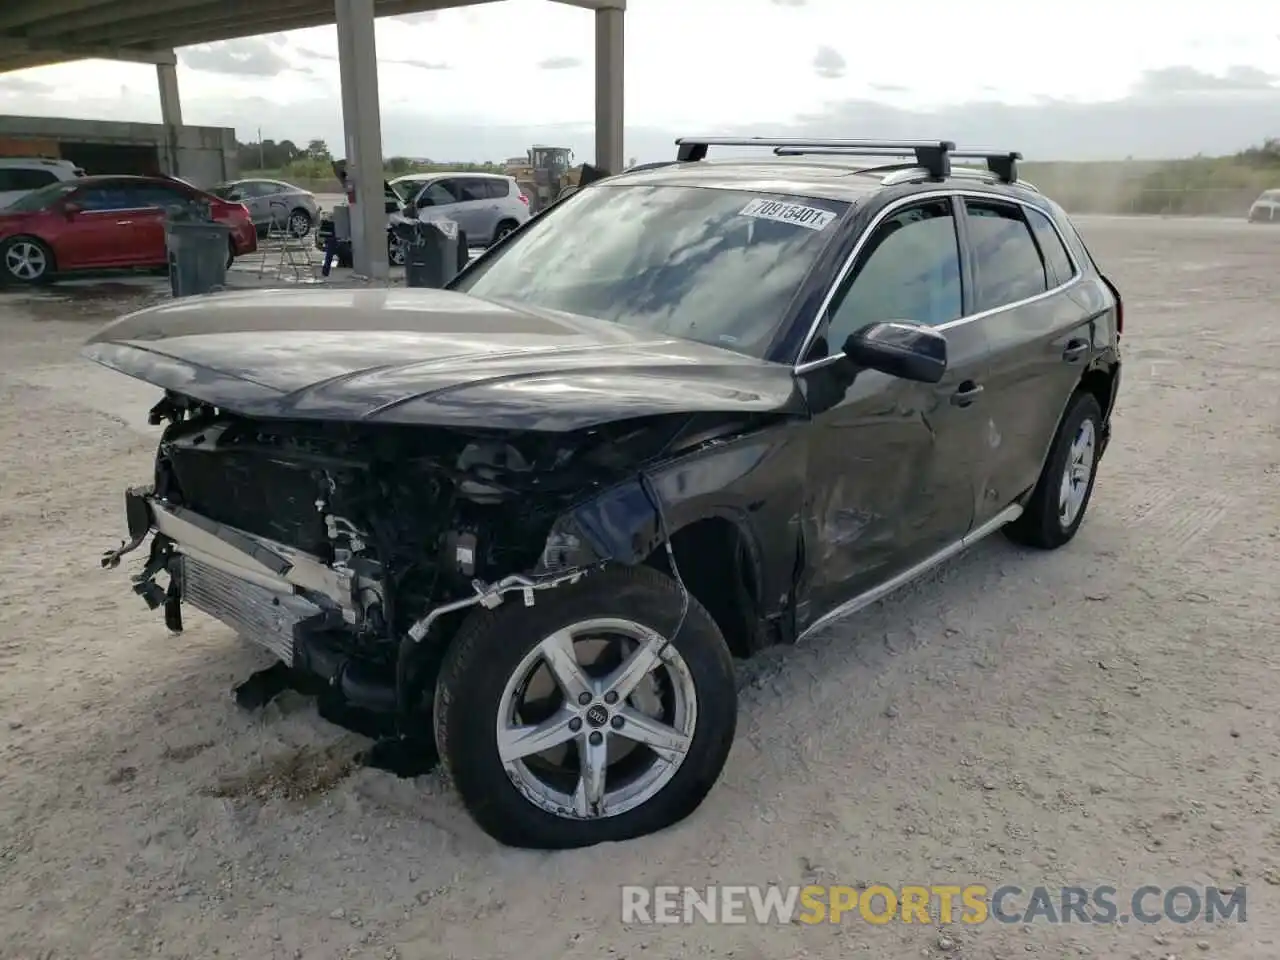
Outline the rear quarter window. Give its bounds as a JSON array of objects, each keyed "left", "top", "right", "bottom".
[
  {"left": 484, "top": 178, "right": 512, "bottom": 200},
  {"left": 1023, "top": 207, "right": 1077, "bottom": 287}
]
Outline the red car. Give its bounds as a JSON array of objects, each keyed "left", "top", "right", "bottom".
[{"left": 0, "top": 174, "right": 257, "bottom": 285}]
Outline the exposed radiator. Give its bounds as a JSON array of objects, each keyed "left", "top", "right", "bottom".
[{"left": 179, "top": 555, "right": 323, "bottom": 666}]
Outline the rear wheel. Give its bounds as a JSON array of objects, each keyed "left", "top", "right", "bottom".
[
  {"left": 2, "top": 237, "right": 54, "bottom": 285},
  {"left": 287, "top": 208, "right": 313, "bottom": 238},
  {"left": 490, "top": 219, "right": 518, "bottom": 246},
  {"left": 434, "top": 565, "right": 737, "bottom": 850},
  {"left": 1004, "top": 390, "right": 1103, "bottom": 549}
]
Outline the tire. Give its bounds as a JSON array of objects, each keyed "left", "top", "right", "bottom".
[
  {"left": 2, "top": 236, "right": 54, "bottom": 285},
  {"left": 490, "top": 219, "right": 518, "bottom": 246},
  {"left": 388, "top": 234, "right": 406, "bottom": 266},
  {"left": 287, "top": 208, "right": 313, "bottom": 238},
  {"left": 1004, "top": 390, "right": 1103, "bottom": 549},
  {"left": 434, "top": 564, "right": 737, "bottom": 850}
]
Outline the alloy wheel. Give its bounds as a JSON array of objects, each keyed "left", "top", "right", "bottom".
[
  {"left": 5, "top": 241, "right": 47, "bottom": 282},
  {"left": 1059, "top": 418, "right": 1096, "bottom": 528},
  {"left": 289, "top": 213, "right": 311, "bottom": 237},
  {"left": 495, "top": 618, "right": 697, "bottom": 820}
]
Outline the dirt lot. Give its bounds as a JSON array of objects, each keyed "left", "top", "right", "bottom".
[{"left": 1, "top": 217, "right": 1277, "bottom": 960}]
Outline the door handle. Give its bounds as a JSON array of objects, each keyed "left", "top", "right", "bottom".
[
  {"left": 1062, "top": 338, "right": 1090, "bottom": 362},
  {"left": 951, "top": 381, "right": 984, "bottom": 407},
  {"left": 116, "top": 220, "right": 133, "bottom": 225}
]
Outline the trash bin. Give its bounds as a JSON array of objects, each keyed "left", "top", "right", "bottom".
[
  {"left": 393, "top": 215, "right": 465, "bottom": 288},
  {"left": 165, "top": 209, "right": 232, "bottom": 298}
]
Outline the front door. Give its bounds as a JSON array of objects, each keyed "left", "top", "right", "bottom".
[
  {"left": 796, "top": 195, "right": 991, "bottom": 629},
  {"left": 58, "top": 183, "right": 152, "bottom": 269},
  {"left": 957, "top": 196, "right": 1098, "bottom": 526}
]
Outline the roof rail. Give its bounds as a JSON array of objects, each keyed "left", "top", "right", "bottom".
[{"left": 674, "top": 137, "right": 956, "bottom": 179}]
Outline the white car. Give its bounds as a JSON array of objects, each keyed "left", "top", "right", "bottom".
[
  {"left": 1247, "top": 189, "right": 1280, "bottom": 223},
  {"left": 0, "top": 157, "right": 85, "bottom": 208}
]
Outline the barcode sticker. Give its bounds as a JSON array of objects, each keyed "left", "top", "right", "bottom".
[{"left": 738, "top": 198, "right": 836, "bottom": 231}]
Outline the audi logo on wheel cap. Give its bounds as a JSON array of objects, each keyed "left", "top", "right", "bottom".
[{"left": 585, "top": 704, "right": 609, "bottom": 728}]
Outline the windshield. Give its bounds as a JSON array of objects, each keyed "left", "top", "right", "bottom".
[
  {"left": 453, "top": 184, "right": 848, "bottom": 358},
  {"left": 3, "top": 181, "right": 80, "bottom": 212},
  {"left": 208, "top": 184, "right": 234, "bottom": 199}
]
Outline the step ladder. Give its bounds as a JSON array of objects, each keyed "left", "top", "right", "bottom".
[{"left": 258, "top": 199, "right": 319, "bottom": 283}]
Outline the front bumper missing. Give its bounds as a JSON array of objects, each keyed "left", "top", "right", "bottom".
[
  {"left": 104, "top": 487, "right": 602, "bottom": 664},
  {"left": 104, "top": 486, "right": 359, "bottom": 665}
]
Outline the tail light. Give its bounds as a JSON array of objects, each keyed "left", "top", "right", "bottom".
[
  {"left": 237, "top": 203, "right": 251, "bottom": 219},
  {"left": 1100, "top": 274, "right": 1123, "bottom": 338},
  {"left": 518, "top": 193, "right": 529, "bottom": 205}
]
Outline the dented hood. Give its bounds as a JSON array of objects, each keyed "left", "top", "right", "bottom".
[{"left": 81, "top": 287, "right": 804, "bottom": 431}]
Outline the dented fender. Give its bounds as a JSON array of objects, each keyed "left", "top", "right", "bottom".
[{"left": 536, "top": 421, "right": 810, "bottom": 624}]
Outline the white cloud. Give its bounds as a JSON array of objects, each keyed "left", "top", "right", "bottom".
[{"left": 0, "top": 0, "right": 1278, "bottom": 162}]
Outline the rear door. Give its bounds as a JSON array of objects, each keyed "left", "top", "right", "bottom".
[
  {"left": 958, "top": 194, "right": 1094, "bottom": 525},
  {"left": 130, "top": 181, "right": 200, "bottom": 265},
  {"left": 797, "top": 194, "right": 991, "bottom": 625}
]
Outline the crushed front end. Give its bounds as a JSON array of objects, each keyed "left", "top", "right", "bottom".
[{"left": 103, "top": 391, "right": 662, "bottom": 748}]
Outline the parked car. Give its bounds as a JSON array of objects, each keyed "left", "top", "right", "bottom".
[
  {"left": 390, "top": 172, "right": 530, "bottom": 246},
  {"left": 86, "top": 137, "right": 1121, "bottom": 850},
  {"left": 210, "top": 178, "right": 319, "bottom": 237},
  {"left": 314, "top": 180, "right": 408, "bottom": 267},
  {"left": 1246, "top": 188, "right": 1280, "bottom": 222},
  {"left": 0, "top": 157, "right": 85, "bottom": 208},
  {"left": 315, "top": 173, "right": 530, "bottom": 268},
  {"left": 0, "top": 174, "right": 256, "bottom": 284}
]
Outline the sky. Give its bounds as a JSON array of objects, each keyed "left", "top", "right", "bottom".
[{"left": 0, "top": 0, "right": 1278, "bottom": 164}]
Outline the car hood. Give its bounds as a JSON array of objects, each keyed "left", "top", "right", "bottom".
[{"left": 81, "top": 287, "right": 804, "bottom": 431}]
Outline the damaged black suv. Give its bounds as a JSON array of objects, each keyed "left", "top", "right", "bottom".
[{"left": 86, "top": 137, "right": 1122, "bottom": 850}]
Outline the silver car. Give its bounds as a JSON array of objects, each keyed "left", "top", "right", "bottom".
[
  {"left": 1247, "top": 188, "right": 1280, "bottom": 223},
  {"left": 389, "top": 172, "right": 530, "bottom": 246},
  {"left": 211, "top": 179, "right": 320, "bottom": 237}
]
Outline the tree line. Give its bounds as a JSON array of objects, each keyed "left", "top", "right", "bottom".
[{"left": 235, "top": 137, "right": 506, "bottom": 180}]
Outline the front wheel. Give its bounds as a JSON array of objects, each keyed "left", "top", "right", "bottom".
[
  {"left": 434, "top": 565, "right": 737, "bottom": 850},
  {"left": 388, "top": 233, "right": 406, "bottom": 266},
  {"left": 2, "top": 236, "right": 54, "bottom": 285},
  {"left": 1004, "top": 390, "right": 1103, "bottom": 549}
]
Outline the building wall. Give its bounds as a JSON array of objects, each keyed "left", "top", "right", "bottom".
[{"left": 0, "top": 115, "right": 238, "bottom": 187}]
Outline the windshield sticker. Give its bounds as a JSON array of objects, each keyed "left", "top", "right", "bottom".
[{"left": 738, "top": 198, "right": 836, "bottom": 232}]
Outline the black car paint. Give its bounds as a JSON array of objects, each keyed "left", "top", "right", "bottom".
[{"left": 87, "top": 160, "right": 1121, "bottom": 686}]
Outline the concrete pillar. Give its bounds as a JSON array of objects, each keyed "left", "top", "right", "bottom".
[
  {"left": 594, "top": 5, "right": 624, "bottom": 175},
  {"left": 156, "top": 61, "right": 183, "bottom": 177},
  {"left": 335, "top": 0, "right": 388, "bottom": 280}
]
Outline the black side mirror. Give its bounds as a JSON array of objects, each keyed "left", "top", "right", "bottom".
[{"left": 843, "top": 321, "right": 948, "bottom": 384}]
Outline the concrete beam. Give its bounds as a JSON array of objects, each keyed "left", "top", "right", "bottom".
[
  {"left": 594, "top": 5, "right": 624, "bottom": 174},
  {"left": 0, "top": 0, "right": 115, "bottom": 31},
  {"left": 547, "top": 0, "right": 625, "bottom": 9},
  {"left": 0, "top": 37, "right": 176, "bottom": 69},
  {"left": 23, "top": 0, "right": 291, "bottom": 38},
  {"left": 50, "top": 0, "right": 501, "bottom": 49}
]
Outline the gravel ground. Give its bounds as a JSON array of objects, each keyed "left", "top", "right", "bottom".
[{"left": 1, "top": 217, "right": 1278, "bottom": 960}]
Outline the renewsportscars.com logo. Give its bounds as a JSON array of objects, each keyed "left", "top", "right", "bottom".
[{"left": 621, "top": 885, "right": 1247, "bottom": 926}]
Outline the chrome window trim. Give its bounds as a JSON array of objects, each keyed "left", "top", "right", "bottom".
[{"left": 791, "top": 188, "right": 1083, "bottom": 373}]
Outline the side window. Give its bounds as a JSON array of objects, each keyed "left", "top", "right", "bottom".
[
  {"left": 1023, "top": 207, "right": 1076, "bottom": 287},
  {"left": 5, "top": 168, "right": 58, "bottom": 191},
  {"left": 825, "top": 199, "right": 962, "bottom": 353},
  {"left": 482, "top": 178, "right": 511, "bottom": 200},
  {"left": 453, "top": 179, "right": 489, "bottom": 202},
  {"left": 77, "top": 185, "right": 143, "bottom": 211},
  {"left": 964, "top": 200, "right": 1047, "bottom": 312},
  {"left": 422, "top": 180, "right": 461, "bottom": 207},
  {"left": 133, "top": 184, "right": 193, "bottom": 208}
]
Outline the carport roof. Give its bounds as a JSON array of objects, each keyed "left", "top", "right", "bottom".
[{"left": 0, "top": 0, "right": 502, "bottom": 73}]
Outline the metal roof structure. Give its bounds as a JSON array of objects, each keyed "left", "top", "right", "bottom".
[
  {"left": 0, "top": 0, "right": 625, "bottom": 280},
  {"left": 0, "top": 0, "right": 508, "bottom": 72}
]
